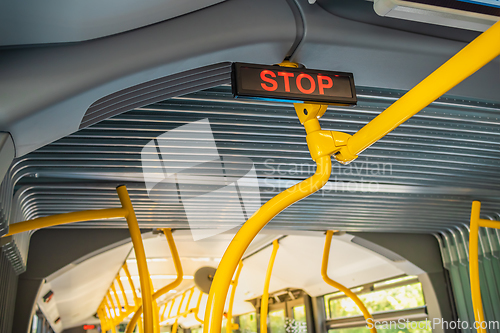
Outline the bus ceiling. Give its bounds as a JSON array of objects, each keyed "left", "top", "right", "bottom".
[{"left": 0, "top": 0, "right": 498, "bottom": 158}]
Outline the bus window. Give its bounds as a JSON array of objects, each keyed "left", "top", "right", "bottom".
[
  {"left": 269, "top": 310, "right": 286, "bottom": 333},
  {"left": 291, "top": 305, "right": 307, "bottom": 333},
  {"left": 238, "top": 312, "right": 257, "bottom": 333},
  {"left": 324, "top": 276, "right": 430, "bottom": 333}
]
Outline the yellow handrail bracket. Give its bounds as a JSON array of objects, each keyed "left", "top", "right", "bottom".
[{"left": 469, "top": 201, "right": 500, "bottom": 333}]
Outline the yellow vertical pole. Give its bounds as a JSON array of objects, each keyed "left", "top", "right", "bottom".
[
  {"left": 172, "top": 291, "right": 187, "bottom": 333},
  {"left": 168, "top": 298, "right": 176, "bottom": 319},
  {"left": 184, "top": 288, "right": 195, "bottom": 317},
  {"left": 116, "top": 272, "right": 130, "bottom": 310},
  {"left": 469, "top": 201, "right": 486, "bottom": 333},
  {"left": 111, "top": 284, "right": 123, "bottom": 315},
  {"left": 153, "top": 299, "right": 160, "bottom": 333},
  {"left": 138, "top": 318, "right": 144, "bottom": 333},
  {"left": 227, "top": 261, "right": 243, "bottom": 333},
  {"left": 107, "top": 294, "right": 116, "bottom": 318},
  {"left": 260, "top": 240, "right": 279, "bottom": 333},
  {"left": 123, "top": 263, "right": 144, "bottom": 333},
  {"left": 123, "top": 263, "right": 139, "bottom": 303},
  {"left": 104, "top": 300, "right": 116, "bottom": 333},
  {"left": 151, "top": 277, "right": 160, "bottom": 333},
  {"left": 322, "top": 231, "right": 377, "bottom": 333},
  {"left": 161, "top": 301, "right": 169, "bottom": 322},
  {"left": 193, "top": 292, "right": 204, "bottom": 324},
  {"left": 98, "top": 307, "right": 108, "bottom": 332},
  {"left": 117, "top": 185, "right": 154, "bottom": 333},
  {"left": 104, "top": 302, "right": 111, "bottom": 319}
]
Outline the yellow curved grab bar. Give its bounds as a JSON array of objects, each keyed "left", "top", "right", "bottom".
[
  {"left": 322, "top": 230, "right": 377, "bottom": 333},
  {"left": 469, "top": 201, "right": 500, "bottom": 333},
  {"left": 203, "top": 154, "right": 332, "bottom": 333},
  {"left": 227, "top": 261, "right": 244, "bottom": 332},
  {"left": 260, "top": 240, "right": 279, "bottom": 333},
  {"left": 125, "top": 228, "right": 183, "bottom": 333},
  {"left": 342, "top": 20, "right": 500, "bottom": 162}
]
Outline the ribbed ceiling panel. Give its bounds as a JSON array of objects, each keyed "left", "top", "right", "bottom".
[{"left": 8, "top": 86, "right": 500, "bottom": 233}]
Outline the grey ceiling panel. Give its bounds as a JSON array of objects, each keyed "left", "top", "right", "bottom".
[
  {"left": 0, "top": 0, "right": 297, "bottom": 156},
  {"left": 4, "top": 85, "right": 500, "bottom": 235},
  {"left": 0, "top": 0, "right": 226, "bottom": 46},
  {"left": 289, "top": 0, "right": 500, "bottom": 103}
]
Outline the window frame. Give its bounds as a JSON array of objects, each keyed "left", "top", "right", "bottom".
[{"left": 323, "top": 275, "right": 429, "bottom": 331}]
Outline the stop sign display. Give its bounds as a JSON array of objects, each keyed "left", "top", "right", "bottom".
[{"left": 232, "top": 63, "right": 356, "bottom": 105}]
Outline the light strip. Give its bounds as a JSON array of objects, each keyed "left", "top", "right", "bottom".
[
  {"left": 126, "top": 257, "right": 220, "bottom": 263},
  {"left": 120, "top": 275, "right": 194, "bottom": 280}
]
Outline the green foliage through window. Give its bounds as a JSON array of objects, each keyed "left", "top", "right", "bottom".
[
  {"left": 269, "top": 310, "right": 286, "bottom": 333},
  {"left": 239, "top": 312, "right": 257, "bottom": 333}
]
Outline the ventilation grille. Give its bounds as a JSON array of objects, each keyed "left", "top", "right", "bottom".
[{"left": 79, "top": 62, "right": 232, "bottom": 129}]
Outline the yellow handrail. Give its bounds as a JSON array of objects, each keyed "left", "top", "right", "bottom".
[
  {"left": 203, "top": 154, "right": 332, "bottom": 333},
  {"left": 469, "top": 201, "right": 500, "bottom": 333},
  {"left": 125, "top": 228, "right": 183, "bottom": 333},
  {"left": 260, "top": 240, "right": 279, "bottom": 333},
  {"left": 338, "top": 20, "right": 500, "bottom": 163},
  {"left": 3, "top": 207, "right": 126, "bottom": 237},
  {"left": 204, "top": 20, "right": 500, "bottom": 333},
  {"left": 227, "top": 261, "right": 244, "bottom": 333},
  {"left": 2, "top": 185, "right": 153, "bottom": 333},
  {"left": 159, "top": 286, "right": 206, "bottom": 325},
  {"left": 98, "top": 264, "right": 141, "bottom": 332},
  {"left": 322, "top": 231, "right": 377, "bottom": 333}
]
